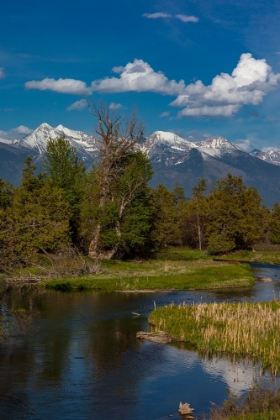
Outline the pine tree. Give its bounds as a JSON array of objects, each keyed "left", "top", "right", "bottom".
[
  {"left": 150, "top": 184, "right": 186, "bottom": 248},
  {"left": 43, "top": 137, "right": 85, "bottom": 244},
  {"left": 0, "top": 157, "right": 71, "bottom": 271},
  {"left": 269, "top": 203, "right": 280, "bottom": 243},
  {"left": 205, "top": 173, "right": 267, "bottom": 254}
]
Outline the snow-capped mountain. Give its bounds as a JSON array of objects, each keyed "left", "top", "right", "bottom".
[
  {"left": 14, "top": 122, "right": 98, "bottom": 157},
  {"left": 250, "top": 149, "right": 280, "bottom": 166},
  {"left": 1, "top": 123, "right": 280, "bottom": 206},
  {"left": 193, "top": 136, "right": 240, "bottom": 158}
]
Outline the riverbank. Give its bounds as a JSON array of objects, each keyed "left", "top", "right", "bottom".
[
  {"left": 209, "top": 386, "right": 280, "bottom": 419},
  {"left": 44, "top": 259, "right": 255, "bottom": 292},
  {"left": 149, "top": 300, "right": 280, "bottom": 374},
  {"left": 214, "top": 244, "right": 280, "bottom": 264}
]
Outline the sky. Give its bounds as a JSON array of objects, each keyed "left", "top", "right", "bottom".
[{"left": 1, "top": 0, "right": 280, "bottom": 151}]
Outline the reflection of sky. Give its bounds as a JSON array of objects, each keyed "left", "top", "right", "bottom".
[{"left": 2, "top": 267, "right": 280, "bottom": 420}]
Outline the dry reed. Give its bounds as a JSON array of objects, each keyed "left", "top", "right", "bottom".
[{"left": 149, "top": 300, "right": 280, "bottom": 374}]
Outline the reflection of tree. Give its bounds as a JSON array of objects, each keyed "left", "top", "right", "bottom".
[
  {"left": 0, "top": 290, "right": 168, "bottom": 420},
  {"left": 82, "top": 293, "right": 167, "bottom": 420}
]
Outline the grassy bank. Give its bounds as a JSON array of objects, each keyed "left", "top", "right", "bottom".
[
  {"left": 209, "top": 386, "right": 280, "bottom": 419},
  {"left": 44, "top": 259, "right": 254, "bottom": 292},
  {"left": 215, "top": 244, "right": 280, "bottom": 264},
  {"left": 149, "top": 300, "right": 280, "bottom": 374}
]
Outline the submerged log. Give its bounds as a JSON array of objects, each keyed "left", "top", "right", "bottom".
[
  {"left": 178, "top": 402, "right": 195, "bottom": 418},
  {"left": 136, "top": 331, "right": 172, "bottom": 344}
]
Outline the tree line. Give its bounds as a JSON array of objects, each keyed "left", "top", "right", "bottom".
[{"left": 1, "top": 106, "right": 280, "bottom": 272}]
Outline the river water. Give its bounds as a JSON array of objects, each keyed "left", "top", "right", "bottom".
[{"left": 1, "top": 263, "right": 280, "bottom": 420}]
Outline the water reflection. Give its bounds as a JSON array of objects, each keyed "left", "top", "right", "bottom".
[{"left": 1, "top": 264, "right": 280, "bottom": 419}]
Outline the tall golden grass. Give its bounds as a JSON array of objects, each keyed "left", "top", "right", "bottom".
[{"left": 149, "top": 300, "right": 280, "bottom": 374}]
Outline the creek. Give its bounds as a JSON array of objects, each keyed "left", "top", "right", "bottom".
[{"left": 1, "top": 263, "right": 280, "bottom": 420}]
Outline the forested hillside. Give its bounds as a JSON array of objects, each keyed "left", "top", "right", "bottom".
[{"left": 1, "top": 107, "right": 280, "bottom": 273}]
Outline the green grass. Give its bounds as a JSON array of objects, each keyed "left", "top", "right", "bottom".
[
  {"left": 149, "top": 300, "right": 280, "bottom": 374},
  {"left": 45, "top": 260, "right": 254, "bottom": 292},
  {"left": 215, "top": 249, "right": 280, "bottom": 264},
  {"left": 209, "top": 386, "right": 280, "bottom": 419}
]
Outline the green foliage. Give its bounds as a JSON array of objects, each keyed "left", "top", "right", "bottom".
[
  {"left": 150, "top": 184, "right": 187, "bottom": 248},
  {"left": 45, "top": 258, "right": 254, "bottom": 292},
  {"left": 0, "top": 178, "right": 13, "bottom": 209},
  {"left": 43, "top": 137, "right": 86, "bottom": 243},
  {"left": 206, "top": 174, "right": 267, "bottom": 254},
  {"left": 0, "top": 157, "right": 71, "bottom": 272},
  {"left": 184, "top": 179, "right": 208, "bottom": 250},
  {"left": 81, "top": 151, "right": 154, "bottom": 257},
  {"left": 269, "top": 202, "right": 280, "bottom": 243}
]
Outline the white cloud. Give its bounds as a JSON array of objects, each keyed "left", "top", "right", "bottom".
[
  {"left": 142, "top": 12, "right": 172, "bottom": 19},
  {"left": 172, "top": 53, "right": 280, "bottom": 117},
  {"left": 178, "top": 104, "right": 240, "bottom": 117},
  {"left": 0, "top": 125, "right": 33, "bottom": 140},
  {"left": 25, "top": 78, "right": 92, "bottom": 95},
  {"left": 67, "top": 99, "right": 88, "bottom": 111},
  {"left": 143, "top": 12, "right": 199, "bottom": 23},
  {"left": 175, "top": 14, "right": 199, "bottom": 23},
  {"left": 262, "top": 146, "right": 280, "bottom": 152},
  {"left": 24, "top": 54, "right": 280, "bottom": 119},
  {"left": 0, "top": 68, "right": 4, "bottom": 79},
  {"left": 160, "top": 111, "right": 170, "bottom": 117},
  {"left": 91, "top": 59, "right": 186, "bottom": 95},
  {"left": 233, "top": 139, "right": 251, "bottom": 152},
  {"left": 109, "top": 102, "right": 122, "bottom": 110}
]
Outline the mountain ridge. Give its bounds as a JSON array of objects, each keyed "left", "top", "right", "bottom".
[{"left": 1, "top": 123, "right": 280, "bottom": 207}]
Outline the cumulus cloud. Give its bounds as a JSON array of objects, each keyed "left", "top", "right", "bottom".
[
  {"left": 91, "top": 59, "right": 186, "bottom": 95},
  {"left": 172, "top": 53, "right": 280, "bottom": 117},
  {"left": 178, "top": 105, "right": 240, "bottom": 117},
  {"left": 109, "top": 102, "right": 122, "bottom": 110},
  {"left": 0, "top": 125, "right": 33, "bottom": 140},
  {"left": 0, "top": 68, "right": 5, "bottom": 79},
  {"left": 25, "top": 78, "right": 92, "bottom": 95},
  {"left": 175, "top": 14, "right": 199, "bottom": 23},
  {"left": 143, "top": 12, "right": 172, "bottom": 19},
  {"left": 24, "top": 53, "right": 280, "bottom": 119},
  {"left": 67, "top": 99, "right": 88, "bottom": 111}
]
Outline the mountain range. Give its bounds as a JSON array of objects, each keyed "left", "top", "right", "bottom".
[{"left": 1, "top": 123, "right": 280, "bottom": 207}]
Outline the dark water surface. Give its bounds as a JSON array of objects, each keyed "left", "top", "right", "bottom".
[{"left": 1, "top": 263, "right": 280, "bottom": 420}]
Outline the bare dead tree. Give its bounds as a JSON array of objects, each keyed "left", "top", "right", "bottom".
[{"left": 87, "top": 103, "right": 145, "bottom": 259}]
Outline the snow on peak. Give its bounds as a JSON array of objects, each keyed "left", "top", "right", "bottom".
[
  {"left": 17, "top": 123, "right": 97, "bottom": 155},
  {"left": 142, "top": 131, "right": 193, "bottom": 154},
  {"left": 37, "top": 122, "right": 52, "bottom": 130},
  {"left": 153, "top": 131, "right": 192, "bottom": 145}
]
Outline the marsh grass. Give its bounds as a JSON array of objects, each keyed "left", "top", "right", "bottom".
[
  {"left": 208, "top": 386, "right": 280, "bottom": 419},
  {"left": 45, "top": 261, "right": 254, "bottom": 292},
  {"left": 149, "top": 300, "right": 280, "bottom": 374}
]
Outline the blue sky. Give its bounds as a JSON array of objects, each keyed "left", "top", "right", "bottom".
[{"left": 1, "top": 0, "right": 280, "bottom": 151}]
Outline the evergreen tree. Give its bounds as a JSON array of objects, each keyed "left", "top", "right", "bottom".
[
  {"left": 269, "top": 203, "right": 280, "bottom": 243},
  {"left": 206, "top": 173, "right": 267, "bottom": 254},
  {"left": 150, "top": 184, "right": 186, "bottom": 248},
  {"left": 43, "top": 137, "right": 85, "bottom": 244},
  {"left": 0, "top": 157, "right": 71, "bottom": 271}
]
